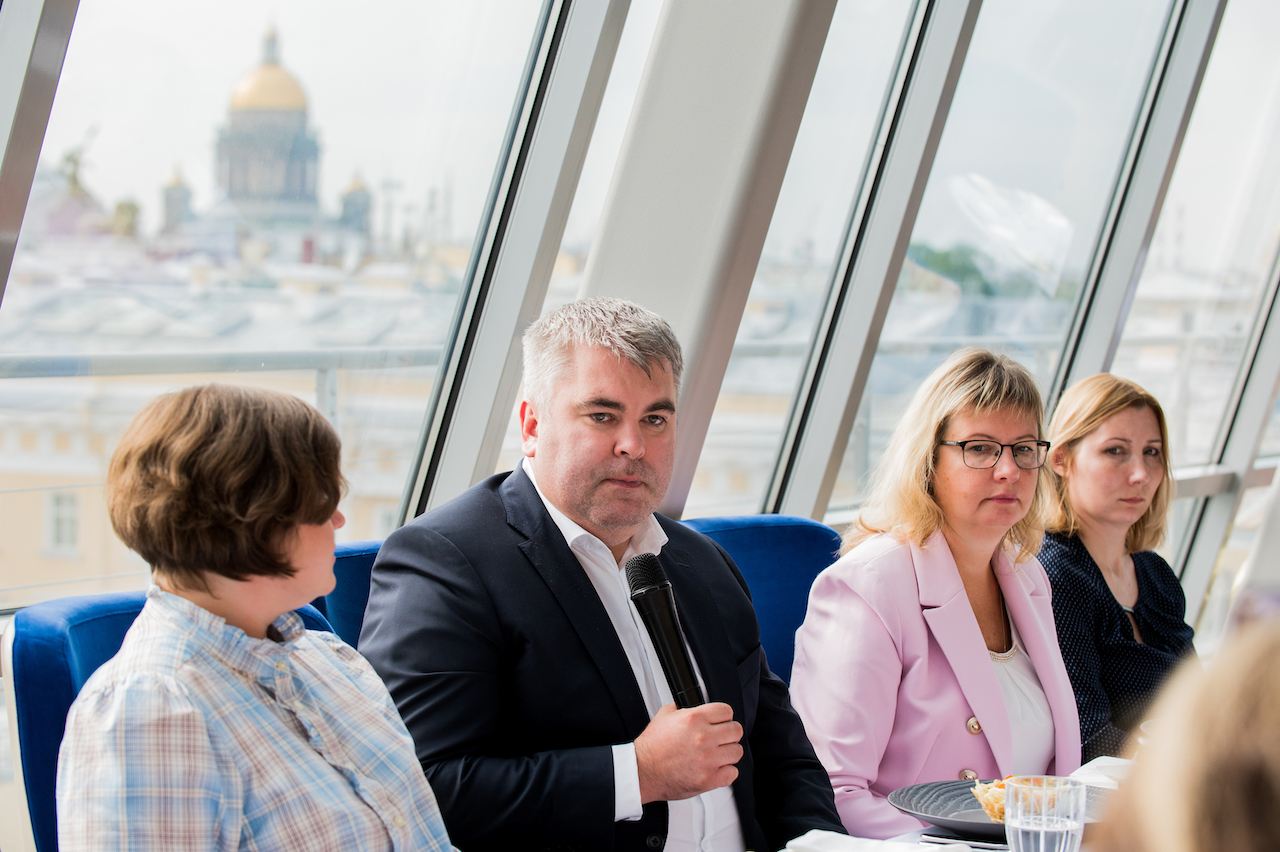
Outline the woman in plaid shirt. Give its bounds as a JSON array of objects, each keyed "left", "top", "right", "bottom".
[{"left": 56, "top": 384, "right": 455, "bottom": 852}]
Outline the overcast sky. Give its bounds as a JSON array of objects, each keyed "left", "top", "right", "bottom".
[
  {"left": 40, "top": 0, "right": 543, "bottom": 241},
  {"left": 31, "top": 0, "right": 1280, "bottom": 277}
]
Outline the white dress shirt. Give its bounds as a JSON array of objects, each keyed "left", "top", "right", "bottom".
[{"left": 524, "top": 458, "right": 745, "bottom": 852}]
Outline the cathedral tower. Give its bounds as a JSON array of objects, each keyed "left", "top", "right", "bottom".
[{"left": 215, "top": 28, "right": 320, "bottom": 224}]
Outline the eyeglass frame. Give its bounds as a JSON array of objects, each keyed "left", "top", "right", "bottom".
[{"left": 938, "top": 439, "right": 1051, "bottom": 470}]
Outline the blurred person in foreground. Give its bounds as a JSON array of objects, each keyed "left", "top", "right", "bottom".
[
  {"left": 1041, "top": 374, "right": 1194, "bottom": 761},
  {"left": 791, "top": 348, "right": 1081, "bottom": 839},
  {"left": 56, "top": 384, "right": 454, "bottom": 852},
  {"left": 359, "top": 298, "right": 843, "bottom": 851},
  {"left": 1093, "top": 622, "right": 1280, "bottom": 852}
]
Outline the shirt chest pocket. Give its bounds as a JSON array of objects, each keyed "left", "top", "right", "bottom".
[{"left": 736, "top": 644, "right": 764, "bottom": 734}]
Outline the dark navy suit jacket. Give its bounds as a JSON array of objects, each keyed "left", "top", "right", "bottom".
[{"left": 359, "top": 467, "right": 842, "bottom": 851}]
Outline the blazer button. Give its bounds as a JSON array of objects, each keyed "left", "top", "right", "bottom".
[
  {"left": 646, "top": 834, "right": 665, "bottom": 850},
  {"left": 959, "top": 769, "right": 979, "bottom": 781},
  {"left": 966, "top": 716, "right": 982, "bottom": 735}
]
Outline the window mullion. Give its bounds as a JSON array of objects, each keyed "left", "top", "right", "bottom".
[
  {"left": 776, "top": 0, "right": 983, "bottom": 520},
  {"left": 0, "top": 0, "right": 78, "bottom": 305},
  {"left": 1051, "top": 0, "right": 1227, "bottom": 407},
  {"left": 1178, "top": 269, "right": 1280, "bottom": 624},
  {"left": 410, "top": 0, "right": 633, "bottom": 517}
]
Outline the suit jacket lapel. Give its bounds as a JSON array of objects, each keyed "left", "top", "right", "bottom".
[
  {"left": 500, "top": 468, "right": 653, "bottom": 737},
  {"left": 659, "top": 536, "right": 742, "bottom": 720},
  {"left": 916, "top": 531, "right": 1013, "bottom": 775},
  {"left": 996, "top": 550, "right": 1082, "bottom": 771}
]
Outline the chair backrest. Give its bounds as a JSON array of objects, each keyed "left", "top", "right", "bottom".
[
  {"left": 681, "top": 514, "right": 841, "bottom": 684},
  {"left": 2, "top": 591, "right": 331, "bottom": 852},
  {"left": 311, "top": 540, "right": 382, "bottom": 647}
]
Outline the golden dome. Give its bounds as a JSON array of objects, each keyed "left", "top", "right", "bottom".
[
  {"left": 345, "top": 173, "right": 368, "bottom": 194},
  {"left": 230, "top": 28, "right": 307, "bottom": 112}
]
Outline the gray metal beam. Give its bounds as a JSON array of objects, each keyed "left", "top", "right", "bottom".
[
  {"left": 1243, "top": 457, "right": 1278, "bottom": 490},
  {"left": 581, "top": 0, "right": 839, "bottom": 519},
  {"left": 0, "top": 0, "right": 79, "bottom": 307},
  {"left": 1053, "top": 0, "right": 1227, "bottom": 402},
  {"left": 776, "top": 0, "right": 982, "bottom": 520},
  {"left": 1170, "top": 464, "right": 1237, "bottom": 500},
  {"left": 411, "top": 0, "right": 632, "bottom": 515}
]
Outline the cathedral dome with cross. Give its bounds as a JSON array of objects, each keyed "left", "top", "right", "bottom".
[{"left": 216, "top": 28, "right": 320, "bottom": 225}]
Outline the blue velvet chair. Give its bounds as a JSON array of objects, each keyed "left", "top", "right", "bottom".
[
  {"left": 309, "top": 539, "right": 382, "bottom": 647},
  {"left": 1, "top": 591, "right": 331, "bottom": 852},
  {"left": 681, "top": 514, "right": 841, "bottom": 684}
]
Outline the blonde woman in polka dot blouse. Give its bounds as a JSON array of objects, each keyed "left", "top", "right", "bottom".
[{"left": 1041, "top": 374, "right": 1195, "bottom": 762}]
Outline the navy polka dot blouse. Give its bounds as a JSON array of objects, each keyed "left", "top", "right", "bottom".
[{"left": 1039, "top": 532, "right": 1196, "bottom": 761}]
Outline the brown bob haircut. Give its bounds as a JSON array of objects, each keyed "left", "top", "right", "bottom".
[
  {"left": 106, "top": 383, "right": 345, "bottom": 590},
  {"left": 1046, "top": 373, "right": 1173, "bottom": 552}
]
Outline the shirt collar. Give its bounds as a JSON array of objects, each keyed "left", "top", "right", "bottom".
[
  {"left": 521, "top": 457, "right": 667, "bottom": 566},
  {"left": 146, "top": 585, "right": 308, "bottom": 677}
]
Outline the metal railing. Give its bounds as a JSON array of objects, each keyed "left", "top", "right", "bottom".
[
  {"left": 0, "top": 345, "right": 446, "bottom": 609},
  {"left": 0, "top": 346, "right": 443, "bottom": 421}
]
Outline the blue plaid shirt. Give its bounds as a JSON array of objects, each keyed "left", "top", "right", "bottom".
[{"left": 57, "top": 587, "right": 455, "bottom": 852}]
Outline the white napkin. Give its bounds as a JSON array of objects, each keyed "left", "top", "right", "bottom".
[
  {"left": 1068, "top": 755, "right": 1133, "bottom": 790},
  {"left": 783, "top": 829, "right": 963, "bottom": 851}
]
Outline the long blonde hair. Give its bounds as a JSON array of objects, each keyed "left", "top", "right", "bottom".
[
  {"left": 844, "top": 347, "right": 1049, "bottom": 561},
  {"left": 1045, "top": 373, "right": 1173, "bottom": 552}
]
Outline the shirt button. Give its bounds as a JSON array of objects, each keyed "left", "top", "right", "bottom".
[
  {"left": 646, "top": 834, "right": 665, "bottom": 849},
  {"left": 275, "top": 660, "right": 288, "bottom": 672},
  {"left": 959, "top": 769, "right": 979, "bottom": 781},
  {"left": 966, "top": 716, "right": 982, "bottom": 735},
  {"left": 393, "top": 815, "right": 405, "bottom": 828}
]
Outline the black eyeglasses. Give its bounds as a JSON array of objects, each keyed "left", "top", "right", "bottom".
[{"left": 939, "top": 439, "right": 1050, "bottom": 470}]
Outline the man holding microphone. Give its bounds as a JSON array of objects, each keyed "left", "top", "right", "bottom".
[{"left": 361, "top": 298, "right": 843, "bottom": 850}]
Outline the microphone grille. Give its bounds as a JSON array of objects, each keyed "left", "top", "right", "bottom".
[{"left": 625, "top": 552, "right": 667, "bottom": 594}]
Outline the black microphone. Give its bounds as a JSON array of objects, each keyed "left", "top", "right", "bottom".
[{"left": 625, "top": 553, "right": 705, "bottom": 709}]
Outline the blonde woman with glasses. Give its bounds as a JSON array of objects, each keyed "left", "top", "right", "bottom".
[
  {"left": 791, "top": 348, "right": 1081, "bottom": 839},
  {"left": 1041, "top": 374, "right": 1194, "bottom": 762}
]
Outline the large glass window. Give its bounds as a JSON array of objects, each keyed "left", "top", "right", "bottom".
[
  {"left": 827, "top": 0, "right": 1174, "bottom": 518},
  {"left": 682, "top": 0, "right": 918, "bottom": 517},
  {"left": 1109, "top": 0, "right": 1280, "bottom": 660},
  {"left": 0, "top": 0, "right": 547, "bottom": 610},
  {"left": 0, "top": 673, "right": 12, "bottom": 830},
  {"left": 1112, "top": 0, "right": 1280, "bottom": 467},
  {"left": 1194, "top": 486, "right": 1270, "bottom": 656},
  {"left": 1258, "top": 399, "right": 1280, "bottom": 458}
]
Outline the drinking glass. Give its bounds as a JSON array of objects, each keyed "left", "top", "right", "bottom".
[{"left": 1004, "top": 776, "right": 1086, "bottom": 852}]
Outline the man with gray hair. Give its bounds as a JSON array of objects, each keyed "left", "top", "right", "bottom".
[{"left": 361, "top": 298, "right": 843, "bottom": 851}]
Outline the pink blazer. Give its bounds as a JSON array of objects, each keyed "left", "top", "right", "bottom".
[{"left": 790, "top": 531, "right": 1081, "bottom": 839}]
